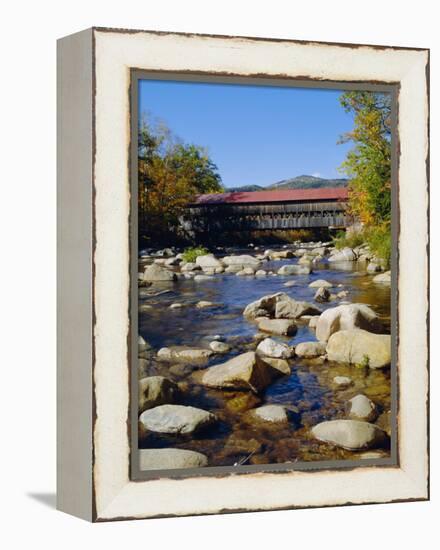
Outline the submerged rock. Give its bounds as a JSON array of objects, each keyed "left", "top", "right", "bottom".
[
  {"left": 315, "top": 303, "right": 383, "bottom": 342},
  {"left": 326, "top": 329, "right": 391, "bottom": 368},
  {"left": 257, "top": 318, "right": 297, "bottom": 336},
  {"left": 138, "top": 376, "right": 179, "bottom": 413},
  {"left": 139, "top": 448, "right": 208, "bottom": 470},
  {"left": 201, "top": 351, "right": 287, "bottom": 393},
  {"left": 277, "top": 264, "right": 312, "bottom": 276},
  {"left": 295, "top": 341, "right": 326, "bottom": 358},
  {"left": 333, "top": 375, "right": 353, "bottom": 388},
  {"left": 143, "top": 263, "right": 177, "bottom": 282},
  {"left": 256, "top": 337, "right": 294, "bottom": 359},
  {"left": 139, "top": 404, "right": 216, "bottom": 435},
  {"left": 311, "top": 419, "right": 388, "bottom": 450}
]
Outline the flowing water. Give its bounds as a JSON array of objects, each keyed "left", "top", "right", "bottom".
[{"left": 138, "top": 248, "right": 392, "bottom": 467}]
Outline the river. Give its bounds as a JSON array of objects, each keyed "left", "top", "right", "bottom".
[{"left": 138, "top": 245, "right": 392, "bottom": 467}]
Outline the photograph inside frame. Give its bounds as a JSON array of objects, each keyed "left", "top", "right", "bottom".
[{"left": 134, "top": 76, "right": 396, "bottom": 474}]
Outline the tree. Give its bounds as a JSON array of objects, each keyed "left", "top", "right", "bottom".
[
  {"left": 138, "top": 115, "right": 223, "bottom": 244},
  {"left": 339, "top": 91, "right": 391, "bottom": 225},
  {"left": 338, "top": 91, "right": 392, "bottom": 263}
]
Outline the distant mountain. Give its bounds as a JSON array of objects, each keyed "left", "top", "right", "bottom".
[{"left": 227, "top": 175, "right": 348, "bottom": 193}]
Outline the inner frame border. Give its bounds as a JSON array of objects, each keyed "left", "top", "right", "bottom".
[{"left": 129, "top": 70, "right": 400, "bottom": 482}]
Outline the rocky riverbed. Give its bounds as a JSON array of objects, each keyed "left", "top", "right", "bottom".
[{"left": 137, "top": 241, "right": 393, "bottom": 470}]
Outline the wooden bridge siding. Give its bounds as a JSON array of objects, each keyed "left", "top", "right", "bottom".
[{"left": 185, "top": 200, "right": 349, "bottom": 231}]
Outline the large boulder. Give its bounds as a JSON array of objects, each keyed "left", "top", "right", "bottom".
[
  {"left": 257, "top": 318, "right": 297, "bottom": 336},
  {"left": 143, "top": 263, "right": 177, "bottom": 282},
  {"left": 201, "top": 351, "right": 287, "bottom": 393},
  {"left": 222, "top": 255, "right": 261, "bottom": 269},
  {"left": 311, "top": 419, "right": 388, "bottom": 450},
  {"left": 256, "top": 337, "right": 294, "bottom": 359},
  {"left": 295, "top": 341, "right": 326, "bottom": 358},
  {"left": 138, "top": 376, "right": 179, "bottom": 413},
  {"left": 278, "top": 264, "right": 311, "bottom": 276},
  {"left": 139, "top": 448, "right": 208, "bottom": 470},
  {"left": 275, "top": 298, "right": 321, "bottom": 319},
  {"left": 139, "top": 404, "right": 216, "bottom": 435},
  {"left": 328, "top": 247, "right": 357, "bottom": 263},
  {"left": 195, "top": 254, "right": 224, "bottom": 272},
  {"left": 243, "top": 292, "right": 320, "bottom": 321},
  {"left": 315, "top": 303, "right": 383, "bottom": 342},
  {"left": 181, "top": 262, "right": 201, "bottom": 272},
  {"left": 347, "top": 394, "right": 377, "bottom": 422},
  {"left": 326, "top": 329, "right": 391, "bottom": 368}
]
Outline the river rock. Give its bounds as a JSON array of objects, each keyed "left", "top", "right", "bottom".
[
  {"left": 157, "top": 346, "right": 213, "bottom": 365},
  {"left": 255, "top": 270, "right": 267, "bottom": 277},
  {"left": 196, "top": 300, "right": 221, "bottom": 309},
  {"left": 139, "top": 404, "right": 216, "bottom": 435},
  {"left": 256, "top": 337, "right": 294, "bottom": 359},
  {"left": 314, "top": 287, "right": 331, "bottom": 303},
  {"left": 326, "top": 329, "right": 391, "bottom": 368},
  {"left": 347, "top": 394, "right": 377, "bottom": 422},
  {"left": 195, "top": 254, "right": 223, "bottom": 272},
  {"left": 328, "top": 247, "right": 357, "bottom": 263},
  {"left": 376, "top": 410, "right": 392, "bottom": 436},
  {"left": 275, "top": 297, "right": 321, "bottom": 319},
  {"left": 373, "top": 271, "right": 391, "bottom": 284},
  {"left": 222, "top": 255, "right": 261, "bottom": 269},
  {"left": 236, "top": 267, "right": 255, "bottom": 276},
  {"left": 284, "top": 280, "right": 297, "bottom": 287},
  {"left": 257, "top": 318, "right": 297, "bottom": 336},
  {"left": 278, "top": 264, "right": 312, "bottom": 276},
  {"left": 309, "top": 317, "right": 319, "bottom": 329},
  {"left": 311, "top": 419, "right": 388, "bottom": 450},
  {"left": 143, "top": 263, "right": 177, "bottom": 282},
  {"left": 269, "top": 250, "right": 295, "bottom": 259},
  {"left": 139, "top": 448, "right": 208, "bottom": 470},
  {"left": 295, "top": 341, "right": 326, "bottom": 358},
  {"left": 367, "top": 262, "right": 382, "bottom": 273},
  {"left": 333, "top": 376, "right": 353, "bottom": 387},
  {"left": 138, "top": 335, "right": 150, "bottom": 352},
  {"left": 209, "top": 341, "right": 230, "bottom": 353},
  {"left": 262, "top": 357, "right": 291, "bottom": 375},
  {"left": 309, "top": 279, "right": 333, "bottom": 288},
  {"left": 298, "top": 255, "right": 313, "bottom": 266},
  {"left": 201, "top": 351, "right": 287, "bottom": 393},
  {"left": 315, "top": 303, "right": 383, "bottom": 342},
  {"left": 193, "top": 274, "right": 215, "bottom": 282},
  {"left": 181, "top": 262, "right": 201, "bottom": 272},
  {"left": 138, "top": 376, "right": 179, "bottom": 413},
  {"left": 251, "top": 404, "right": 288, "bottom": 423}
]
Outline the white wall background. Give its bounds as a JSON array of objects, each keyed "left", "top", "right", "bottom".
[{"left": 0, "top": 0, "right": 437, "bottom": 547}]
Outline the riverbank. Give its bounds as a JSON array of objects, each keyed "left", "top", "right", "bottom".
[{"left": 137, "top": 241, "right": 392, "bottom": 470}]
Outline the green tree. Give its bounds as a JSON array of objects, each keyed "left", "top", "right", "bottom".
[
  {"left": 138, "top": 114, "right": 223, "bottom": 244},
  {"left": 338, "top": 91, "right": 392, "bottom": 263}
]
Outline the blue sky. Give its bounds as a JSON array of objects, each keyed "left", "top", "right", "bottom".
[{"left": 139, "top": 79, "right": 355, "bottom": 189}]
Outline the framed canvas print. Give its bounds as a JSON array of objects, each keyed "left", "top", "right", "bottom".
[{"left": 57, "top": 27, "right": 429, "bottom": 522}]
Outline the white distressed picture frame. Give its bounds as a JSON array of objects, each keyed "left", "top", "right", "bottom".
[{"left": 57, "top": 27, "right": 429, "bottom": 522}]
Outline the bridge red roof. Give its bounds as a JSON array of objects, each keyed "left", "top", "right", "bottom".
[{"left": 195, "top": 187, "right": 348, "bottom": 205}]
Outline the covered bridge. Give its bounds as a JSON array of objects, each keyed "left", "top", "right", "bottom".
[{"left": 182, "top": 187, "right": 350, "bottom": 238}]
